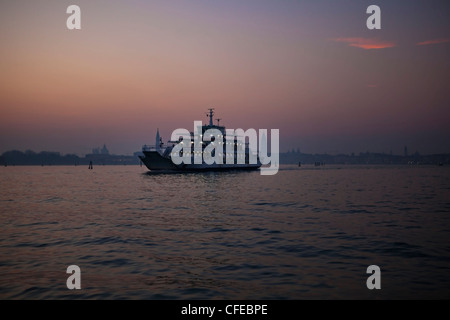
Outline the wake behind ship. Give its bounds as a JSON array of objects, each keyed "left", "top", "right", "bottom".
[{"left": 139, "top": 109, "right": 261, "bottom": 172}]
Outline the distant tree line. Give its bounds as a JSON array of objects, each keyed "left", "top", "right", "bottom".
[
  {"left": 281, "top": 150, "right": 449, "bottom": 165},
  {"left": 0, "top": 150, "right": 81, "bottom": 166},
  {"left": 0, "top": 150, "right": 139, "bottom": 166}
]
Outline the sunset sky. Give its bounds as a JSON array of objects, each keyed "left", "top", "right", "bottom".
[{"left": 1, "top": 0, "right": 449, "bottom": 155}]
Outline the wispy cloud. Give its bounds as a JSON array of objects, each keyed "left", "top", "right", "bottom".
[
  {"left": 331, "top": 37, "right": 396, "bottom": 50},
  {"left": 417, "top": 38, "right": 450, "bottom": 46}
]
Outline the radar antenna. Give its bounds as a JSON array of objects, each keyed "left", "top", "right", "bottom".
[{"left": 206, "top": 108, "right": 215, "bottom": 126}]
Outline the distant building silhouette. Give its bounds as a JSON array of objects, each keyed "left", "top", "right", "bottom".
[
  {"left": 92, "top": 144, "right": 110, "bottom": 155},
  {"left": 101, "top": 144, "right": 109, "bottom": 155},
  {"left": 155, "top": 128, "right": 160, "bottom": 151}
]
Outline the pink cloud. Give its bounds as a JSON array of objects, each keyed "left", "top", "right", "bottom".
[
  {"left": 331, "top": 37, "right": 396, "bottom": 50},
  {"left": 417, "top": 38, "right": 450, "bottom": 46}
]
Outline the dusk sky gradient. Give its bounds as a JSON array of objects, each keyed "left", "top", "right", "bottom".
[{"left": 1, "top": 0, "right": 449, "bottom": 155}]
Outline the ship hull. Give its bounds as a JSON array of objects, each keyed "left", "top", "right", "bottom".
[
  {"left": 139, "top": 151, "right": 261, "bottom": 172},
  {"left": 139, "top": 151, "right": 179, "bottom": 170}
]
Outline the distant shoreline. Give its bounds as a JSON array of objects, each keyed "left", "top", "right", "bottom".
[{"left": 1, "top": 149, "right": 448, "bottom": 166}]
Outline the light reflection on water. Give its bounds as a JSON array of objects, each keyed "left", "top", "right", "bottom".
[{"left": 0, "top": 165, "right": 450, "bottom": 299}]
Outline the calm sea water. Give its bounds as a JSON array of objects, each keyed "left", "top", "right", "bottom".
[{"left": 0, "top": 164, "right": 449, "bottom": 299}]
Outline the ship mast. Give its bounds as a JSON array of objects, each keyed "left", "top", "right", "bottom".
[{"left": 206, "top": 108, "right": 214, "bottom": 126}]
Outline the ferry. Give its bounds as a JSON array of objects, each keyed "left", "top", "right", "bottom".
[{"left": 139, "top": 109, "right": 261, "bottom": 172}]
